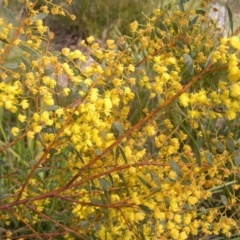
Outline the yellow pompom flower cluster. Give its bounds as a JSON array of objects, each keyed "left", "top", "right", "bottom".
[{"left": 1, "top": 1, "right": 240, "bottom": 240}]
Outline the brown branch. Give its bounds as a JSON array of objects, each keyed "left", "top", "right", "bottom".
[
  {"left": 0, "top": 160, "right": 214, "bottom": 211},
  {"left": 26, "top": 203, "right": 84, "bottom": 239},
  {"left": 64, "top": 161, "right": 212, "bottom": 191},
  {"left": 8, "top": 207, "right": 43, "bottom": 240},
  {"left": 118, "top": 207, "right": 141, "bottom": 239},
  {"left": 16, "top": 33, "right": 142, "bottom": 201},
  {"left": 0, "top": 133, "right": 26, "bottom": 154},
  {"left": 233, "top": 25, "right": 240, "bottom": 36},
  {"left": 15, "top": 88, "right": 94, "bottom": 201},
  {"left": 63, "top": 62, "right": 215, "bottom": 189},
  {"left": 0, "top": 0, "right": 39, "bottom": 65}
]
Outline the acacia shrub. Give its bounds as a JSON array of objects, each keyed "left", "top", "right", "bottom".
[{"left": 0, "top": 0, "right": 240, "bottom": 239}]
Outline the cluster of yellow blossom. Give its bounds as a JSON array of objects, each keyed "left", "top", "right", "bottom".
[
  {"left": 1, "top": 1, "right": 240, "bottom": 239},
  {"left": 178, "top": 35, "right": 240, "bottom": 121}
]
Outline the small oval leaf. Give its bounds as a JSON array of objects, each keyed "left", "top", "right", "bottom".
[
  {"left": 150, "top": 171, "right": 161, "bottom": 187},
  {"left": 169, "top": 159, "right": 182, "bottom": 177},
  {"left": 139, "top": 204, "right": 152, "bottom": 214},
  {"left": 111, "top": 121, "right": 123, "bottom": 138},
  {"left": 98, "top": 178, "right": 108, "bottom": 192},
  {"left": 189, "top": 15, "right": 199, "bottom": 27},
  {"left": 2, "top": 62, "right": 18, "bottom": 69},
  {"left": 196, "top": 9, "right": 206, "bottom": 15},
  {"left": 183, "top": 54, "right": 194, "bottom": 75},
  {"left": 137, "top": 175, "right": 152, "bottom": 189},
  {"left": 234, "top": 150, "right": 240, "bottom": 167},
  {"left": 220, "top": 195, "right": 228, "bottom": 206},
  {"left": 226, "top": 138, "right": 235, "bottom": 151},
  {"left": 30, "top": 13, "right": 48, "bottom": 22},
  {"left": 204, "top": 151, "right": 213, "bottom": 164},
  {"left": 19, "top": 44, "right": 40, "bottom": 58},
  {"left": 45, "top": 105, "right": 61, "bottom": 111},
  {"left": 216, "top": 141, "right": 225, "bottom": 153},
  {"left": 227, "top": 7, "right": 233, "bottom": 34},
  {"left": 20, "top": 56, "right": 31, "bottom": 71},
  {"left": 98, "top": 178, "right": 109, "bottom": 201},
  {"left": 119, "top": 146, "right": 128, "bottom": 164},
  {"left": 172, "top": 22, "right": 178, "bottom": 33},
  {"left": 3, "top": 6, "right": 16, "bottom": 25},
  {"left": 193, "top": 144, "right": 201, "bottom": 166},
  {"left": 157, "top": 21, "right": 168, "bottom": 32},
  {"left": 176, "top": 41, "right": 184, "bottom": 49}
]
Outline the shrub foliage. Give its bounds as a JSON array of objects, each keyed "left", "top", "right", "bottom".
[{"left": 1, "top": 0, "right": 240, "bottom": 239}]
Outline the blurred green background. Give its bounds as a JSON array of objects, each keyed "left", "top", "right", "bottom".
[
  {"left": 40, "top": 0, "right": 240, "bottom": 49},
  {"left": 1, "top": 0, "right": 240, "bottom": 50}
]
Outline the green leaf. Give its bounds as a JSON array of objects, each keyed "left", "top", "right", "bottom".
[
  {"left": 119, "top": 146, "right": 128, "bottom": 164},
  {"left": 16, "top": 169, "right": 27, "bottom": 177},
  {"left": 226, "top": 138, "right": 235, "bottom": 152},
  {"left": 51, "top": 51, "right": 61, "bottom": 56},
  {"left": 157, "top": 21, "right": 168, "bottom": 32},
  {"left": 138, "top": 204, "right": 152, "bottom": 214},
  {"left": 3, "top": 7, "right": 16, "bottom": 25},
  {"left": 149, "top": 171, "right": 161, "bottom": 187},
  {"left": 95, "top": 149, "right": 102, "bottom": 156},
  {"left": 117, "top": 172, "right": 126, "bottom": 184},
  {"left": 183, "top": 54, "right": 194, "bottom": 75},
  {"left": 35, "top": 167, "right": 49, "bottom": 174},
  {"left": 139, "top": 232, "right": 146, "bottom": 240},
  {"left": 181, "top": 123, "right": 201, "bottom": 166},
  {"left": 116, "top": 146, "right": 120, "bottom": 160},
  {"left": 78, "top": 221, "right": 89, "bottom": 229},
  {"left": 137, "top": 175, "right": 152, "bottom": 189},
  {"left": 45, "top": 105, "right": 61, "bottom": 111},
  {"left": 182, "top": 180, "right": 191, "bottom": 185},
  {"left": 150, "top": 187, "right": 161, "bottom": 193},
  {"left": 178, "top": 3, "right": 184, "bottom": 12},
  {"left": 49, "top": 148, "right": 57, "bottom": 155},
  {"left": 90, "top": 198, "right": 104, "bottom": 205},
  {"left": 30, "top": 13, "right": 48, "bottom": 22},
  {"left": 0, "top": 38, "right": 9, "bottom": 44},
  {"left": 19, "top": 44, "right": 40, "bottom": 58},
  {"left": 220, "top": 195, "right": 228, "bottom": 206},
  {"left": 98, "top": 178, "right": 109, "bottom": 201},
  {"left": 193, "top": 143, "right": 201, "bottom": 166},
  {"left": 204, "top": 151, "right": 213, "bottom": 164},
  {"left": 199, "top": 207, "right": 206, "bottom": 212},
  {"left": 44, "top": 68, "right": 54, "bottom": 76},
  {"left": 189, "top": 16, "right": 199, "bottom": 27},
  {"left": 108, "top": 173, "right": 114, "bottom": 186},
  {"left": 172, "top": 22, "right": 178, "bottom": 33},
  {"left": 177, "top": 0, "right": 190, "bottom": 12},
  {"left": 169, "top": 159, "right": 182, "bottom": 177},
  {"left": 234, "top": 151, "right": 240, "bottom": 167},
  {"left": 222, "top": 184, "right": 231, "bottom": 199},
  {"left": 2, "top": 62, "right": 18, "bottom": 69},
  {"left": 181, "top": 156, "right": 189, "bottom": 163},
  {"left": 111, "top": 121, "right": 123, "bottom": 138},
  {"left": 29, "top": 186, "right": 43, "bottom": 194},
  {"left": 29, "top": 159, "right": 37, "bottom": 166},
  {"left": 20, "top": 56, "right": 31, "bottom": 71},
  {"left": 227, "top": 6, "right": 233, "bottom": 34},
  {"left": 72, "top": 148, "right": 85, "bottom": 164},
  {"left": 90, "top": 54, "right": 103, "bottom": 64},
  {"left": 216, "top": 141, "right": 225, "bottom": 153},
  {"left": 196, "top": 9, "right": 206, "bottom": 15},
  {"left": 204, "top": 52, "right": 213, "bottom": 68},
  {"left": 176, "top": 41, "right": 184, "bottom": 49}
]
